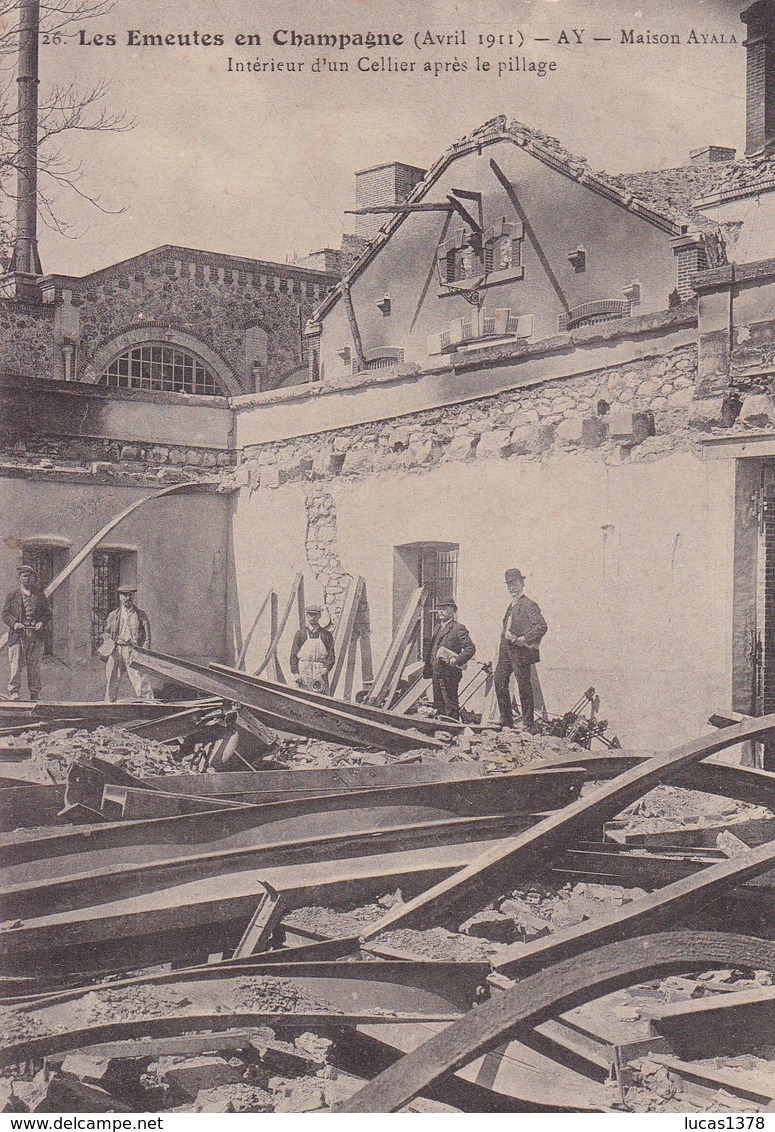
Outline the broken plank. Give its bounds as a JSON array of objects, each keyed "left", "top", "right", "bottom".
[
  {"left": 329, "top": 576, "right": 365, "bottom": 695},
  {"left": 210, "top": 661, "right": 462, "bottom": 736},
  {"left": 366, "top": 588, "right": 424, "bottom": 707},
  {"left": 142, "top": 761, "right": 483, "bottom": 798},
  {"left": 136, "top": 648, "right": 442, "bottom": 752},
  {"left": 359, "top": 711, "right": 775, "bottom": 938},
  {"left": 646, "top": 984, "right": 775, "bottom": 1059},
  {"left": 492, "top": 839, "right": 775, "bottom": 978},
  {"left": 608, "top": 815, "right": 775, "bottom": 850},
  {"left": 0, "top": 765, "right": 585, "bottom": 872},
  {"left": 0, "top": 840, "right": 508, "bottom": 976},
  {"left": 254, "top": 573, "right": 303, "bottom": 679},
  {"left": 236, "top": 589, "right": 273, "bottom": 670}
]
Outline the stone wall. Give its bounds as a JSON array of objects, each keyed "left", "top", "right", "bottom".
[
  {"left": 230, "top": 343, "right": 698, "bottom": 491},
  {"left": 0, "top": 298, "right": 54, "bottom": 377}
]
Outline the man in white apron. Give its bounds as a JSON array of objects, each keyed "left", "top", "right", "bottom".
[{"left": 290, "top": 604, "right": 335, "bottom": 693}]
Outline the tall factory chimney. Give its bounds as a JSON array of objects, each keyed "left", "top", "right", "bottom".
[{"left": 7, "top": 0, "right": 42, "bottom": 288}]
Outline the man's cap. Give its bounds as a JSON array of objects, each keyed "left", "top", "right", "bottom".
[
  {"left": 117, "top": 584, "right": 137, "bottom": 595},
  {"left": 505, "top": 568, "right": 525, "bottom": 584},
  {"left": 305, "top": 604, "right": 322, "bottom": 614},
  {"left": 435, "top": 598, "right": 457, "bottom": 611},
  {"left": 16, "top": 564, "right": 36, "bottom": 576}
]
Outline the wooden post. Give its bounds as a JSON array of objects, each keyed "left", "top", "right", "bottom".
[
  {"left": 255, "top": 575, "right": 303, "bottom": 680},
  {"left": 366, "top": 588, "right": 425, "bottom": 706},
  {"left": 329, "top": 577, "right": 365, "bottom": 695},
  {"left": 235, "top": 590, "right": 273, "bottom": 670}
]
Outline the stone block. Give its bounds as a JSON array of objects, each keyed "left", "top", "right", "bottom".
[
  {"left": 341, "top": 448, "right": 374, "bottom": 476},
  {"left": 445, "top": 433, "right": 477, "bottom": 460},
  {"left": 216, "top": 451, "right": 232, "bottom": 467},
  {"left": 260, "top": 465, "right": 280, "bottom": 489},
  {"left": 233, "top": 462, "right": 252, "bottom": 487},
  {"left": 119, "top": 445, "right": 139, "bottom": 461},
  {"left": 386, "top": 426, "right": 410, "bottom": 451},
  {"left": 404, "top": 439, "right": 437, "bottom": 467},
  {"left": 332, "top": 434, "right": 351, "bottom": 454},
  {"left": 555, "top": 418, "right": 584, "bottom": 444},
  {"left": 201, "top": 451, "right": 218, "bottom": 467},
  {"left": 509, "top": 408, "right": 540, "bottom": 429},
  {"left": 608, "top": 410, "right": 656, "bottom": 445},
  {"left": 461, "top": 909, "right": 521, "bottom": 943},
  {"left": 509, "top": 423, "right": 555, "bottom": 456},
  {"left": 688, "top": 396, "right": 725, "bottom": 430},
  {"left": 160, "top": 1057, "right": 244, "bottom": 1100},
  {"left": 581, "top": 417, "right": 607, "bottom": 448},
  {"left": 185, "top": 449, "right": 203, "bottom": 466},
  {"left": 667, "top": 387, "right": 693, "bottom": 410},
  {"left": 477, "top": 429, "right": 513, "bottom": 458},
  {"left": 739, "top": 393, "right": 775, "bottom": 428}
]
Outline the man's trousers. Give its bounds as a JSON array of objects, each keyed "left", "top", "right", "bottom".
[
  {"left": 7, "top": 635, "right": 44, "bottom": 699},
  {"left": 431, "top": 660, "right": 462, "bottom": 721},
  {"left": 493, "top": 640, "right": 535, "bottom": 727},
  {"left": 105, "top": 645, "right": 154, "bottom": 702}
]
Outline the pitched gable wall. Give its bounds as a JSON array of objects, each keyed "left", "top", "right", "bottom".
[{"left": 318, "top": 138, "right": 682, "bottom": 383}]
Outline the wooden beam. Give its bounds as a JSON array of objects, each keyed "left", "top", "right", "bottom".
[
  {"left": 366, "top": 587, "right": 424, "bottom": 706},
  {"left": 255, "top": 576, "right": 302, "bottom": 679},
  {"left": 335, "top": 932, "right": 775, "bottom": 1112},
  {"left": 210, "top": 661, "right": 461, "bottom": 736},
  {"left": 358, "top": 710, "right": 775, "bottom": 938},
  {"left": 136, "top": 648, "right": 443, "bottom": 752},
  {"left": 647, "top": 984, "right": 775, "bottom": 1060},
  {"left": 329, "top": 576, "right": 365, "bottom": 694},
  {"left": 235, "top": 588, "right": 273, "bottom": 669}
]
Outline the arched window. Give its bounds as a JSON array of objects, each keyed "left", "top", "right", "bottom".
[{"left": 100, "top": 344, "right": 225, "bottom": 396}]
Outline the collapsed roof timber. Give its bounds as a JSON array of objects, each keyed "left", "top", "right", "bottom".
[{"left": 0, "top": 0, "right": 774, "bottom": 1115}]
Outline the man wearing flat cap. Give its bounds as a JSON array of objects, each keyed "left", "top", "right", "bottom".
[
  {"left": 494, "top": 568, "right": 547, "bottom": 730},
  {"left": 102, "top": 585, "right": 155, "bottom": 702},
  {"left": 423, "top": 599, "right": 476, "bottom": 721},
  {"left": 290, "top": 604, "right": 335, "bottom": 693},
  {"left": 2, "top": 564, "right": 51, "bottom": 701}
]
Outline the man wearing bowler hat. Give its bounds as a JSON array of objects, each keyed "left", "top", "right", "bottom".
[
  {"left": 102, "top": 585, "right": 155, "bottom": 702},
  {"left": 494, "top": 568, "right": 547, "bottom": 730},
  {"left": 423, "top": 598, "right": 476, "bottom": 721},
  {"left": 2, "top": 564, "right": 51, "bottom": 701}
]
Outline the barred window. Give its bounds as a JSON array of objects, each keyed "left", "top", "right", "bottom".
[
  {"left": 92, "top": 549, "right": 137, "bottom": 654},
  {"left": 101, "top": 344, "right": 224, "bottom": 396}
]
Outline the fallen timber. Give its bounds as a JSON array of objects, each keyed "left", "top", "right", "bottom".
[
  {"left": 358, "top": 711, "right": 775, "bottom": 939},
  {"left": 0, "top": 838, "right": 509, "bottom": 976},
  {"left": 0, "top": 764, "right": 584, "bottom": 874},
  {"left": 0, "top": 762, "right": 487, "bottom": 832},
  {"left": 0, "top": 812, "right": 543, "bottom": 922},
  {"left": 209, "top": 661, "right": 465, "bottom": 736},
  {"left": 336, "top": 932, "right": 775, "bottom": 1112},
  {"left": 0, "top": 699, "right": 216, "bottom": 728},
  {"left": 135, "top": 648, "right": 443, "bottom": 752},
  {"left": 646, "top": 984, "right": 775, "bottom": 1060}
]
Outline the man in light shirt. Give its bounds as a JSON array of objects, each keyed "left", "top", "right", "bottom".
[{"left": 102, "top": 585, "right": 155, "bottom": 702}]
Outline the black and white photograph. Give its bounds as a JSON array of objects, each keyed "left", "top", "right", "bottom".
[{"left": 0, "top": 0, "right": 773, "bottom": 1117}]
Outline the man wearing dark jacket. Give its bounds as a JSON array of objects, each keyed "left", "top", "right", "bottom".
[
  {"left": 494, "top": 568, "right": 548, "bottom": 730},
  {"left": 423, "top": 598, "right": 476, "bottom": 721},
  {"left": 2, "top": 564, "right": 51, "bottom": 701},
  {"left": 103, "top": 585, "right": 154, "bottom": 702}
]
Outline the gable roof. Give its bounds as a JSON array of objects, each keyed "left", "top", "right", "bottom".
[{"left": 314, "top": 116, "right": 728, "bottom": 321}]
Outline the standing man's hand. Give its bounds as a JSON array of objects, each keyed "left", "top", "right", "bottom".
[
  {"left": 14, "top": 622, "right": 24, "bottom": 632},
  {"left": 515, "top": 635, "right": 527, "bottom": 646},
  {"left": 34, "top": 622, "right": 43, "bottom": 632}
]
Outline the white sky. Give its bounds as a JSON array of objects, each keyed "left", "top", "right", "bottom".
[{"left": 27, "top": 0, "right": 747, "bottom": 276}]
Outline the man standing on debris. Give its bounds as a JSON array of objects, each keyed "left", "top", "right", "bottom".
[
  {"left": 2, "top": 564, "right": 51, "bottom": 701},
  {"left": 101, "top": 585, "right": 155, "bottom": 702},
  {"left": 423, "top": 598, "right": 476, "bottom": 722},
  {"left": 494, "top": 568, "right": 547, "bottom": 731},
  {"left": 290, "top": 604, "right": 335, "bottom": 694}
]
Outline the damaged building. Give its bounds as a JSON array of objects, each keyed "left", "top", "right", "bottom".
[{"left": 3, "top": 5, "right": 775, "bottom": 750}]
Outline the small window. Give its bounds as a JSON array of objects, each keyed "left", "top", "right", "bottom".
[
  {"left": 100, "top": 344, "right": 225, "bottom": 397},
  {"left": 21, "top": 543, "right": 69, "bottom": 657},
  {"left": 92, "top": 549, "right": 137, "bottom": 654}
]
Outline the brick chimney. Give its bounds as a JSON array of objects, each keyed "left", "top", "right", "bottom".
[
  {"left": 354, "top": 162, "right": 426, "bottom": 240},
  {"left": 741, "top": 0, "right": 775, "bottom": 157}
]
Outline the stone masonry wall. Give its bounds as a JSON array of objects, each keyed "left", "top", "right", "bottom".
[
  {"left": 230, "top": 344, "right": 700, "bottom": 495},
  {"left": 64, "top": 249, "right": 337, "bottom": 391},
  {"left": 0, "top": 298, "right": 54, "bottom": 377}
]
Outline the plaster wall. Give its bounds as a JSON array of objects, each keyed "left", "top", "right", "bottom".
[
  {"left": 318, "top": 137, "right": 680, "bottom": 381},
  {"left": 230, "top": 447, "right": 735, "bottom": 751},
  {"left": 0, "top": 480, "right": 231, "bottom": 700}
]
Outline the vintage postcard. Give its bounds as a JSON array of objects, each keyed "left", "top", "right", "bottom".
[{"left": 0, "top": 0, "right": 773, "bottom": 1117}]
